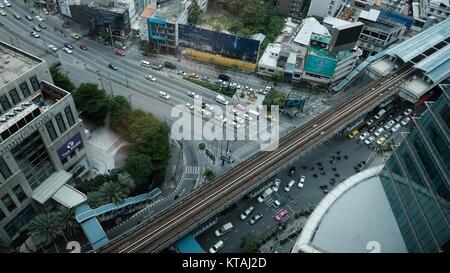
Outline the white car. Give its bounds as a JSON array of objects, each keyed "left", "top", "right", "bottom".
[
  {"left": 272, "top": 178, "right": 281, "bottom": 192},
  {"left": 35, "top": 16, "right": 43, "bottom": 21},
  {"left": 0, "top": 3, "right": 4, "bottom": 8},
  {"left": 243, "top": 114, "right": 252, "bottom": 121},
  {"left": 374, "top": 127, "right": 385, "bottom": 137},
  {"left": 359, "top": 132, "right": 370, "bottom": 140},
  {"left": 384, "top": 120, "right": 395, "bottom": 129},
  {"left": 209, "top": 240, "right": 224, "bottom": 253},
  {"left": 364, "top": 136, "right": 376, "bottom": 145},
  {"left": 146, "top": 74, "right": 156, "bottom": 81},
  {"left": 43, "top": 8, "right": 48, "bottom": 15},
  {"left": 240, "top": 206, "right": 254, "bottom": 220},
  {"left": 62, "top": 47, "right": 72, "bottom": 54},
  {"left": 237, "top": 84, "right": 242, "bottom": 89},
  {"left": 3, "top": 0, "right": 11, "bottom": 7},
  {"left": 257, "top": 195, "right": 265, "bottom": 203},
  {"left": 30, "top": 31, "right": 40, "bottom": 38},
  {"left": 366, "top": 119, "right": 374, "bottom": 126},
  {"left": 298, "top": 175, "right": 305, "bottom": 188},
  {"left": 284, "top": 180, "right": 295, "bottom": 192},
  {"left": 187, "top": 91, "right": 199, "bottom": 99},
  {"left": 401, "top": 117, "right": 411, "bottom": 126},
  {"left": 48, "top": 44, "right": 57, "bottom": 51},
  {"left": 249, "top": 213, "right": 263, "bottom": 225},
  {"left": 204, "top": 103, "right": 215, "bottom": 112},
  {"left": 185, "top": 102, "right": 194, "bottom": 111},
  {"left": 391, "top": 123, "right": 401, "bottom": 132},
  {"left": 158, "top": 91, "right": 170, "bottom": 100},
  {"left": 403, "top": 108, "right": 413, "bottom": 116}
]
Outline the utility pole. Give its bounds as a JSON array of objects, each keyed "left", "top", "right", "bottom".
[
  {"left": 41, "top": 35, "right": 48, "bottom": 51},
  {"left": 109, "top": 24, "right": 115, "bottom": 48}
]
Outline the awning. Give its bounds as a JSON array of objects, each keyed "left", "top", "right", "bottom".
[
  {"left": 52, "top": 184, "right": 87, "bottom": 208},
  {"left": 31, "top": 170, "right": 72, "bottom": 205}
]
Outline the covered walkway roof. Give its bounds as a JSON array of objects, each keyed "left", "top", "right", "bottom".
[
  {"left": 176, "top": 234, "right": 206, "bottom": 253},
  {"left": 383, "top": 17, "right": 450, "bottom": 63},
  {"left": 414, "top": 44, "right": 450, "bottom": 83}
]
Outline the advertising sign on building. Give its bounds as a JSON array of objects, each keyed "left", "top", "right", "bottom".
[
  {"left": 178, "top": 24, "right": 260, "bottom": 63},
  {"left": 304, "top": 55, "right": 337, "bottom": 78},
  {"left": 57, "top": 132, "right": 83, "bottom": 160}
]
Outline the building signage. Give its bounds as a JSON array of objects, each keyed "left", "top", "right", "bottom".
[
  {"left": 57, "top": 132, "right": 83, "bottom": 160},
  {"left": 0, "top": 112, "right": 55, "bottom": 156}
]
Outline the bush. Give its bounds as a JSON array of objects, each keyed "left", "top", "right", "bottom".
[
  {"left": 185, "top": 78, "right": 237, "bottom": 98},
  {"left": 198, "top": 143, "right": 206, "bottom": 150},
  {"left": 203, "top": 169, "right": 216, "bottom": 181},
  {"left": 262, "top": 89, "right": 286, "bottom": 110}
]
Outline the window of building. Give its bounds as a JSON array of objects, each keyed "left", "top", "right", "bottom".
[
  {"left": 19, "top": 82, "right": 31, "bottom": 98},
  {"left": 46, "top": 120, "right": 57, "bottom": 141},
  {"left": 30, "top": 76, "right": 40, "bottom": 91},
  {"left": 55, "top": 113, "right": 67, "bottom": 134},
  {"left": 64, "top": 106, "right": 75, "bottom": 127},
  {"left": 2, "top": 194, "right": 17, "bottom": 212},
  {"left": 13, "top": 185, "right": 26, "bottom": 203},
  {"left": 0, "top": 209, "right": 5, "bottom": 222},
  {"left": 4, "top": 205, "right": 35, "bottom": 238},
  {"left": 0, "top": 158, "right": 12, "bottom": 180},
  {"left": 0, "top": 95, "right": 11, "bottom": 111},
  {"left": 9, "top": 89, "right": 21, "bottom": 105}
]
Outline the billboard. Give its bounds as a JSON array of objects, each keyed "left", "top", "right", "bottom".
[
  {"left": 57, "top": 132, "right": 83, "bottom": 161},
  {"left": 304, "top": 55, "right": 337, "bottom": 78},
  {"left": 329, "top": 22, "right": 364, "bottom": 53},
  {"left": 178, "top": 24, "right": 260, "bottom": 63}
]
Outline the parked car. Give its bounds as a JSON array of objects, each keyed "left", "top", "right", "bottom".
[
  {"left": 374, "top": 127, "right": 385, "bottom": 137},
  {"left": 347, "top": 129, "right": 359, "bottom": 139},
  {"left": 288, "top": 166, "right": 295, "bottom": 176},
  {"left": 0, "top": 10, "right": 5, "bottom": 16},
  {"left": 368, "top": 126, "right": 376, "bottom": 133},
  {"left": 240, "top": 206, "right": 254, "bottom": 220},
  {"left": 249, "top": 213, "right": 263, "bottom": 225},
  {"left": 391, "top": 124, "right": 401, "bottom": 132},
  {"left": 401, "top": 117, "right": 411, "bottom": 126},
  {"left": 214, "top": 222, "right": 233, "bottom": 237},
  {"left": 275, "top": 209, "right": 288, "bottom": 221},
  {"left": 298, "top": 175, "right": 305, "bottom": 188},
  {"left": 209, "top": 240, "right": 224, "bottom": 253},
  {"left": 403, "top": 108, "right": 413, "bottom": 116},
  {"left": 185, "top": 102, "right": 194, "bottom": 111},
  {"left": 376, "top": 137, "right": 386, "bottom": 145},
  {"left": 383, "top": 131, "right": 393, "bottom": 139},
  {"left": 364, "top": 136, "right": 376, "bottom": 145},
  {"left": 395, "top": 115, "right": 403, "bottom": 122},
  {"left": 359, "top": 132, "right": 370, "bottom": 140},
  {"left": 272, "top": 178, "right": 281, "bottom": 192},
  {"left": 384, "top": 120, "right": 395, "bottom": 129},
  {"left": 284, "top": 180, "right": 295, "bottom": 192}
]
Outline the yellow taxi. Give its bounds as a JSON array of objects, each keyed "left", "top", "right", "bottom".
[
  {"left": 70, "top": 33, "right": 80, "bottom": 40},
  {"left": 265, "top": 115, "right": 276, "bottom": 122},
  {"left": 347, "top": 129, "right": 359, "bottom": 139}
]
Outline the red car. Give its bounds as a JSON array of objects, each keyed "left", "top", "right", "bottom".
[
  {"left": 275, "top": 209, "right": 288, "bottom": 222},
  {"left": 79, "top": 44, "right": 87, "bottom": 50},
  {"left": 114, "top": 49, "right": 125, "bottom": 56}
]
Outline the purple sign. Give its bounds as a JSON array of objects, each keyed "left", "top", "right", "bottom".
[{"left": 57, "top": 132, "right": 83, "bottom": 160}]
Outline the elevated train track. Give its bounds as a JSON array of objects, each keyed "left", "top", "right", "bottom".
[{"left": 100, "top": 66, "right": 414, "bottom": 253}]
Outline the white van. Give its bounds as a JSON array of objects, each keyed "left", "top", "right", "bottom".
[
  {"left": 374, "top": 109, "right": 386, "bottom": 119},
  {"left": 140, "top": 60, "right": 151, "bottom": 67},
  {"left": 158, "top": 91, "right": 170, "bottom": 100},
  {"left": 209, "top": 240, "right": 224, "bottom": 253},
  {"left": 214, "top": 222, "right": 233, "bottom": 237}
]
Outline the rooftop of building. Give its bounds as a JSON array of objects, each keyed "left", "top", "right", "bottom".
[
  {"left": 383, "top": 17, "right": 450, "bottom": 63},
  {"left": 292, "top": 165, "right": 408, "bottom": 253},
  {"left": 430, "top": 0, "right": 450, "bottom": 7},
  {"left": 292, "top": 17, "right": 330, "bottom": 46},
  {"left": 151, "top": 0, "right": 189, "bottom": 23},
  {"left": 0, "top": 81, "right": 69, "bottom": 141},
  {"left": 308, "top": 33, "right": 355, "bottom": 60},
  {"left": 323, "top": 16, "right": 351, "bottom": 29},
  {"left": 0, "top": 43, "right": 42, "bottom": 88},
  {"left": 80, "top": 0, "right": 130, "bottom": 13},
  {"left": 359, "top": 16, "right": 404, "bottom": 33},
  {"left": 258, "top": 43, "right": 282, "bottom": 68}
]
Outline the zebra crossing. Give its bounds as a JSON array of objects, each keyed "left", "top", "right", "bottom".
[{"left": 184, "top": 165, "right": 199, "bottom": 175}]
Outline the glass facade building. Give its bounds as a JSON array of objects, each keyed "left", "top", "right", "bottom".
[{"left": 379, "top": 85, "right": 450, "bottom": 252}]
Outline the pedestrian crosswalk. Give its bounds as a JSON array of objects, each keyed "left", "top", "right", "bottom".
[{"left": 185, "top": 165, "right": 199, "bottom": 174}]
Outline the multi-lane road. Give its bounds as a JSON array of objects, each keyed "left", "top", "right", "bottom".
[{"left": 98, "top": 61, "right": 412, "bottom": 253}]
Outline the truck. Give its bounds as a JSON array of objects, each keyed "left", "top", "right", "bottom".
[
  {"left": 214, "top": 222, "right": 233, "bottom": 237},
  {"left": 215, "top": 94, "right": 229, "bottom": 105}
]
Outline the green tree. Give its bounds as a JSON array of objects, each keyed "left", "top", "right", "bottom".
[
  {"left": 74, "top": 172, "right": 119, "bottom": 193},
  {"left": 86, "top": 191, "right": 106, "bottom": 208},
  {"left": 203, "top": 168, "right": 216, "bottom": 181},
  {"left": 28, "top": 212, "right": 63, "bottom": 252},
  {"left": 73, "top": 83, "right": 109, "bottom": 125},
  {"left": 241, "top": 235, "right": 259, "bottom": 253},
  {"left": 108, "top": 95, "right": 131, "bottom": 130},
  {"left": 99, "top": 181, "right": 129, "bottom": 204},
  {"left": 262, "top": 89, "right": 286, "bottom": 110},
  {"left": 55, "top": 207, "right": 79, "bottom": 238},
  {"left": 134, "top": 124, "right": 171, "bottom": 172},
  {"left": 117, "top": 171, "right": 136, "bottom": 192},
  {"left": 188, "top": 0, "right": 203, "bottom": 24},
  {"left": 49, "top": 66, "right": 76, "bottom": 93},
  {"left": 240, "top": 1, "right": 267, "bottom": 27},
  {"left": 124, "top": 154, "right": 153, "bottom": 192},
  {"left": 125, "top": 109, "right": 160, "bottom": 143}
]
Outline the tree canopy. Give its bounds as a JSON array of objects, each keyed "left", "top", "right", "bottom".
[
  {"left": 73, "top": 83, "right": 109, "bottom": 125},
  {"left": 49, "top": 66, "right": 76, "bottom": 93},
  {"left": 109, "top": 95, "right": 131, "bottom": 130}
]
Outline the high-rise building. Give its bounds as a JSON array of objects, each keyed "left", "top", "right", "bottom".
[
  {"left": 292, "top": 85, "right": 449, "bottom": 253},
  {"left": 277, "top": 0, "right": 307, "bottom": 19},
  {"left": 0, "top": 42, "right": 90, "bottom": 246},
  {"left": 307, "top": 0, "right": 343, "bottom": 18}
]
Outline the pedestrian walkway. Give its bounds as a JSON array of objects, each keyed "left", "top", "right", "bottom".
[{"left": 185, "top": 165, "right": 200, "bottom": 175}]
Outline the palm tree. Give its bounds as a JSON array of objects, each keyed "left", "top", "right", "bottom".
[
  {"left": 0, "top": 240, "right": 11, "bottom": 253},
  {"left": 28, "top": 212, "right": 63, "bottom": 253},
  {"left": 99, "top": 181, "right": 129, "bottom": 204},
  {"left": 118, "top": 171, "right": 135, "bottom": 192},
  {"left": 56, "top": 206, "right": 79, "bottom": 239},
  {"left": 86, "top": 191, "right": 106, "bottom": 208}
]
